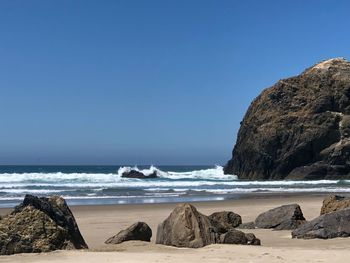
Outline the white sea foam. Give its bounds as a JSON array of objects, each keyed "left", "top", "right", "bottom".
[{"left": 0, "top": 166, "right": 350, "bottom": 205}]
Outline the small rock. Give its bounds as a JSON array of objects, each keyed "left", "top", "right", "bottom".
[
  {"left": 209, "top": 211, "right": 242, "bottom": 232},
  {"left": 219, "top": 230, "right": 260, "bottom": 245},
  {"left": 105, "top": 222, "right": 152, "bottom": 244}
]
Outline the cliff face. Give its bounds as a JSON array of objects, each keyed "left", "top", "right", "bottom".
[{"left": 224, "top": 58, "right": 350, "bottom": 180}]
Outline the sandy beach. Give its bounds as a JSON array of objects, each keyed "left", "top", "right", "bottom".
[{"left": 0, "top": 194, "right": 350, "bottom": 262}]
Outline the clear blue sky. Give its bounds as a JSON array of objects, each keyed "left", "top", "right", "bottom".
[{"left": 1, "top": 0, "right": 350, "bottom": 165}]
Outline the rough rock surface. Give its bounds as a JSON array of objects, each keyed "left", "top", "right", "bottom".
[
  {"left": 224, "top": 58, "right": 350, "bottom": 180},
  {"left": 105, "top": 222, "right": 152, "bottom": 244},
  {"left": 219, "top": 229, "right": 260, "bottom": 245},
  {"left": 121, "top": 170, "right": 158, "bottom": 179},
  {"left": 320, "top": 195, "right": 350, "bottom": 215},
  {"left": 156, "top": 203, "right": 260, "bottom": 248},
  {"left": 156, "top": 203, "right": 216, "bottom": 248},
  {"left": 255, "top": 204, "right": 306, "bottom": 230},
  {"left": 237, "top": 222, "right": 256, "bottom": 229},
  {"left": 292, "top": 208, "right": 350, "bottom": 239},
  {"left": 0, "top": 195, "right": 88, "bottom": 255},
  {"left": 208, "top": 211, "right": 242, "bottom": 231}
]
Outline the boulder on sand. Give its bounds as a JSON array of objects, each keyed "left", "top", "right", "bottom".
[
  {"left": 105, "top": 222, "right": 152, "bottom": 244},
  {"left": 220, "top": 229, "right": 261, "bottom": 245},
  {"left": 208, "top": 211, "right": 242, "bottom": 232},
  {"left": 255, "top": 204, "right": 306, "bottom": 230},
  {"left": 156, "top": 203, "right": 216, "bottom": 248},
  {"left": 292, "top": 208, "right": 350, "bottom": 239},
  {"left": 320, "top": 195, "right": 350, "bottom": 215},
  {"left": 0, "top": 194, "right": 88, "bottom": 255},
  {"left": 156, "top": 203, "right": 261, "bottom": 248},
  {"left": 121, "top": 170, "right": 158, "bottom": 179}
]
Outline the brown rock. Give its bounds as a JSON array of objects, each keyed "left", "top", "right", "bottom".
[
  {"left": 208, "top": 211, "right": 242, "bottom": 232},
  {"left": 0, "top": 195, "right": 87, "bottom": 255},
  {"left": 156, "top": 203, "right": 261, "bottom": 248},
  {"left": 320, "top": 195, "right": 350, "bottom": 215},
  {"left": 224, "top": 58, "right": 350, "bottom": 180},
  {"left": 155, "top": 203, "right": 217, "bottom": 248}
]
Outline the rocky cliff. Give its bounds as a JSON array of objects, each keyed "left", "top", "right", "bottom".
[{"left": 224, "top": 58, "right": 350, "bottom": 180}]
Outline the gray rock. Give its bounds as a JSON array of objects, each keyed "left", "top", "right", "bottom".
[
  {"left": 105, "top": 222, "right": 152, "bottom": 244},
  {"left": 292, "top": 208, "right": 350, "bottom": 239},
  {"left": 320, "top": 195, "right": 350, "bottom": 215},
  {"left": 209, "top": 211, "right": 242, "bottom": 232},
  {"left": 255, "top": 204, "right": 306, "bottom": 230},
  {"left": 224, "top": 58, "right": 350, "bottom": 180},
  {"left": 0, "top": 194, "right": 88, "bottom": 255}
]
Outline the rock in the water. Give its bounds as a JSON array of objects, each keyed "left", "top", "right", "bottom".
[
  {"left": 255, "top": 204, "right": 306, "bottom": 230},
  {"left": 105, "top": 222, "right": 152, "bottom": 244},
  {"left": 320, "top": 195, "right": 350, "bottom": 215},
  {"left": 224, "top": 58, "right": 350, "bottom": 180},
  {"left": 209, "top": 211, "right": 242, "bottom": 232},
  {"left": 0, "top": 195, "right": 87, "bottom": 255},
  {"left": 292, "top": 208, "right": 350, "bottom": 239},
  {"left": 121, "top": 170, "right": 158, "bottom": 179},
  {"left": 156, "top": 203, "right": 216, "bottom": 248},
  {"left": 156, "top": 203, "right": 260, "bottom": 248}
]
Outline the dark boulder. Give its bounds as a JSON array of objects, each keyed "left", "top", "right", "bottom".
[
  {"left": 224, "top": 58, "right": 350, "bottom": 180},
  {"left": 255, "top": 204, "right": 306, "bottom": 230},
  {"left": 208, "top": 211, "right": 242, "bottom": 232},
  {"left": 121, "top": 170, "right": 158, "bottom": 179},
  {"left": 156, "top": 203, "right": 260, "bottom": 248},
  {"left": 0, "top": 195, "right": 87, "bottom": 255},
  {"left": 105, "top": 222, "right": 152, "bottom": 244},
  {"left": 320, "top": 195, "right": 350, "bottom": 215},
  {"left": 292, "top": 208, "right": 350, "bottom": 239},
  {"left": 218, "top": 229, "right": 260, "bottom": 245}
]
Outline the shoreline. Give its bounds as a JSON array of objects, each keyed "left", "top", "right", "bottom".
[{"left": 1, "top": 191, "right": 348, "bottom": 210}]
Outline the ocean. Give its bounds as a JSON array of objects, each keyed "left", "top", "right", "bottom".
[{"left": 0, "top": 165, "right": 348, "bottom": 208}]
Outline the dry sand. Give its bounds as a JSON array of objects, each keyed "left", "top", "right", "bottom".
[{"left": 1, "top": 194, "right": 350, "bottom": 262}]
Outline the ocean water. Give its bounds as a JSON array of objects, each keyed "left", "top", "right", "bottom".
[{"left": 0, "top": 165, "right": 349, "bottom": 208}]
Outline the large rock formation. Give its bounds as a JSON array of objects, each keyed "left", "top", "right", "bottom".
[
  {"left": 0, "top": 195, "right": 88, "bottom": 255},
  {"left": 254, "top": 204, "right": 306, "bottom": 230},
  {"left": 105, "top": 222, "right": 152, "bottom": 244},
  {"left": 320, "top": 195, "right": 350, "bottom": 215},
  {"left": 224, "top": 58, "right": 350, "bottom": 180},
  {"left": 292, "top": 208, "right": 350, "bottom": 239},
  {"left": 156, "top": 203, "right": 260, "bottom": 248}
]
